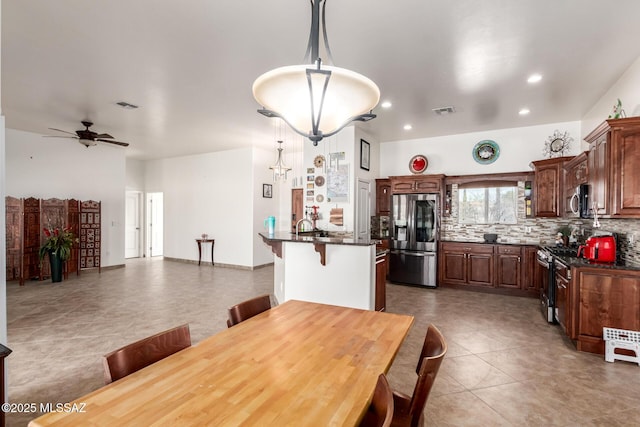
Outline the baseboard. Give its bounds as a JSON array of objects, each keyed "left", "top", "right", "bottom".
[{"left": 163, "top": 256, "right": 273, "bottom": 271}]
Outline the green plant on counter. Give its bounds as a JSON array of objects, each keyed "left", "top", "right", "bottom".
[{"left": 556, "top": 225, "right": 572, "bottom": 237}]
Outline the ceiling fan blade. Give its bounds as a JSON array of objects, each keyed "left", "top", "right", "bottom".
[
  {"left": 48, "top": 127, "right": 78, "bottom": 136},
  {"left": 97, "top": 138, "right": 129, "bottom": 147},
  {"left": 95, "top": 133, "right": 114, "bottom": 139},
  {"left": 43, "top": 135, "right": 79, "bottom": 139}
]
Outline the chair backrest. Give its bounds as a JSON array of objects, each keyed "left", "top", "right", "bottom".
[
  {"left": 226, "top": 294, "right": 272, "bottom": 327},
  {"left": 102, "top": 323, "right": 191, "bottom": 384},
  {"left": 408, "top": 324, "right": 447, "bottom": 426},
  {"left": 359, "top": 373, "right": 394, "bottom": 427}
]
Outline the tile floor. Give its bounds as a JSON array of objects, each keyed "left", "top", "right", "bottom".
[{"left": 5, "top": 257, "right": 640, "bottom": 426}]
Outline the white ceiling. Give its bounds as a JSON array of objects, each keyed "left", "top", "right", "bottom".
[{"left": 3, "top": 0, "right": 640, "bottom": 160}]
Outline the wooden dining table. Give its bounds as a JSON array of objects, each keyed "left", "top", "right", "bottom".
[{"left": 29, "top": 300, "right": 414, "bottom": 426}]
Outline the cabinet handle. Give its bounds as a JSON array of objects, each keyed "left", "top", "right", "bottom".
[{"left": 517, "top": 256, "right": 521, "bottom": 262}]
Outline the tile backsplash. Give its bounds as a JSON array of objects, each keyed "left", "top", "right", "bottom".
[{"left": 440, "top": 182, "right": 640, "bottom": 266}]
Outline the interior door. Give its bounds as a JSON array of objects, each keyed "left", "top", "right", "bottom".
[
  {"left": 147, "top": 192, "right": 164, "bottom": 257},
  {"left": 291, "top": 188, "right": 303, "bottom": 232},
  {"left": 125, "top": 191, "right": 142, "bottom": 258},
  {"left": 356, "top": 180, "right": 371, "bottom": 240}
]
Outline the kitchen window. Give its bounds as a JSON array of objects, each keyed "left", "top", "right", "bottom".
[{"left": 458, "top": 182, "right": 518, "bottom": 224}]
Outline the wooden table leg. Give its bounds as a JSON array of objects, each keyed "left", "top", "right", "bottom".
[{"left": 197, "top": 240, "right": 202, "bottom": 266}]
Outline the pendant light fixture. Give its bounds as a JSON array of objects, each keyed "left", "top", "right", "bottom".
[
  {"left": 252, "top": 0, "right": 380, "bottom": 146},
  {"left": 270, "top": 141, "right": 292, "bottom": 182}
]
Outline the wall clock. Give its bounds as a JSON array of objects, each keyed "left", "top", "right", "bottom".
[
  {"left": 543, "top": 130, "right": 573, "bottom": 158},
  {"left": 472, "top": 140, "right": 500, "bottom": 165},
  {"left": 409, "top": 155, "right": 428, "bottom": 174}
]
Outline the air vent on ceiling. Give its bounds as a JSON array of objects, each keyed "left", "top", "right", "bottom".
[
  {"left": 116, "top": 101, "right": 139, "bottom": 109},
  {"left": 432, "top": 106, "right": 455, "bottom": 115}
]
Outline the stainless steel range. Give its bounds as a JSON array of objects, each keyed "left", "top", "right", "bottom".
[{"left": 537, "top": 246, "right": 578, "bottom": 323}]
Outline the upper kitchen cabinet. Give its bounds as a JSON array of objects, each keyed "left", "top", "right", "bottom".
[
  {"left": 375, "top": 179, "right": 391, "bottom": 215},
  {"left": 584, "top": 117, "right": 640, "bottom": 217},
  {"left": 389, "top": 174, "right": 445, "bottom": 194},
  {"left": 530, "top": 156, "right": 573, "bottom": 217}
]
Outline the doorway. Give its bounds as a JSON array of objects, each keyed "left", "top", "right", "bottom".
[
  {"left": 356, "top": 179, "right": 371, "bottom": 240},
  {"left": 125, "top": 191, "right": 142, "bottom": 258},
  {"left": 146, "top": 192, "right": 164, "bottom": 257}
]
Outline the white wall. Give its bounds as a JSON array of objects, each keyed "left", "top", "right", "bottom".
[
  {"left": 582, "top": 56, "right": 640, "bottom": 139},
  {"left": 143, "top": 147, "right": 274, "bottom": 268},
  {"left": 380, "top": 121, "right": 582, "bottom": 177},
  {"left": 6, "top": 128, "right": 126, "bottom": 267},
  {"left": 126, "top": 158, "right": 145, "bottom": 191},
  {"left": 253, "top": 146, "right": 282, "bottom": 266}
]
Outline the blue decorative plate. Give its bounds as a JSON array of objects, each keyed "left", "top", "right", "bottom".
[{"left": 472, "top": 140, "right": 500, "bottom": 164}]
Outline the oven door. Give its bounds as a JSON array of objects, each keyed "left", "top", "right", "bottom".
[{"left": 536, "top": 251, "right": 554, "bottom": 323}]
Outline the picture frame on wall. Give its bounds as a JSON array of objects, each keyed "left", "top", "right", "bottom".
[
  {"left": 360, "top": 139, "right": 370, "bottom": 171},
  {"left": 263, "top": 184, "right": 272, "bottom": 198}
]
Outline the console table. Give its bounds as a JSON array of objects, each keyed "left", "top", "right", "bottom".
[{"left": 195, "top": 238, "right": 215, "bottom": 266}]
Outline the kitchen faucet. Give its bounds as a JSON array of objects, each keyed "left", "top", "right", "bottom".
[{"left": 295, "top": 218, "right": 313, "bottom": 236}]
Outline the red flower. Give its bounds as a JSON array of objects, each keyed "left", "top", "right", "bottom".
[{"left": 43, "top": 228, "right": 51, "bottom": 237}]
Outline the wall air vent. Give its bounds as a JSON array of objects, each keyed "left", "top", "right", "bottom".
[
  {"left": 432, "top": 106, "right": 455, "bottom": 115},
  {"left": 116, "top": 101, "right": 139, "bottom": 109}
]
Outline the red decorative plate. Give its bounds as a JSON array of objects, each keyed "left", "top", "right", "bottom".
[{"left": 409, "top": 155, "right": 428, "bottom": 174}]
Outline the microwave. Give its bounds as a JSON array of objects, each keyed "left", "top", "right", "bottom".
[{"left": 567, "top": 184, "right": 589, "bottom": 218}]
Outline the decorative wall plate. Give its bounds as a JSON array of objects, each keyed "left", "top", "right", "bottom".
[
  {"left": 409, "top": 154, "right": 429, "bottom": 174},
  {"left": 316, "top": 194, "right": 324, "bottom": 202},
  {"left": 314, "top": 176, "right": 325, "bottom": 187},
  {"left": 314, "top": 155, "right": 325, "bottom": 168},
  {"left": 472, "top": 140, "right": 500, "bottom": 164}
]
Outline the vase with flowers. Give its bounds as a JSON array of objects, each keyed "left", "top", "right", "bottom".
[{"left": 39, "top": 226, "right": 77, "bottom": 282}]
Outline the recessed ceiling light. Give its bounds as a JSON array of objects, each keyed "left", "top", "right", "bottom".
[
  {"left": 381, "top": 101, "right": 392, "bottom": 109},
  {"left": 527, "top": 74, "right": 542, "bottom": 84},
  {"left": 432, "top": 106, "right": 456, "bottom": 115},
  {"left": 519, "top": 108, "right": 530, "bottom": 115},
  {"left": 404, "top": 124, "right": 412, "bottom": 130}
]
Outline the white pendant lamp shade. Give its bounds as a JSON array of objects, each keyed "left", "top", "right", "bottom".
[
  {"left": 253, "top": 64, "right": 380, "bottom": 143},
  {"left": 252, "top": 0, "right": 380, "bottom": 145}
]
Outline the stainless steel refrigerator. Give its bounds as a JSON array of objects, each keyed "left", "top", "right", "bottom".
[{"left": 389, "top": 193, "right": 438, "bottom": 287}]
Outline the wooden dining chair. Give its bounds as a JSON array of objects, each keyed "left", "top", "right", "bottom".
[
  {"left": 390, "top": 324, "right": 447, "bottom": 427},
  {"left": 359, "top": 373, "right": 394, "bottom": 427},
  {"left": 102, "top": 323, "right": 191, "bottom": 384},
  {"left": 226, "top": 294, "right": 272, "bottom": 327}
]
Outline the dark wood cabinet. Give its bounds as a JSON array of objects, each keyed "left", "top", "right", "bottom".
[
  {"left": 389, "top": 174, "right": 444, "bottom": 194},
  {"left": 554, "top": 261, "right": 570, "bottom": 335},
  {"left": 440, "top": 242, "right": 538, "bottom": 297},
  {"left": 531, "top": 157, "right": 572, "bottom": 217},
  {"left": 291, "top": 188, "right": 304, "bottom": 232},
  {"left": 584, "top": 117, "right": 640, "bottom": 217},
  {"left": 375, "top": 252, "right": 387, "bottom": 311},
  {"left": 375, "top": 179, "right": 391, "bottom": 215},
  {"left": 569, "top": 266, "right": 640, "bottom": 354},
  {"left": 495, "top": 245, "right": 522, "bottom": 289},
  {"left": 522, "top": 246, "right": 539, "bottom": 293},
  {"left": 439, "top": 242, "right": 493, "bottom": 288}
]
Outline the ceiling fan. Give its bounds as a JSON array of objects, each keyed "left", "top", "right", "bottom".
[{"left": 46, "top": 121, "right": 129, "bottom": 147}]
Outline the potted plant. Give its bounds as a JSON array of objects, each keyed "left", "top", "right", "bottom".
[
  {"left": 556, "top": 225, "right": 572, "bottom": 247},
  {"left": 39, "top": 226, "right": 77, "bottom": 282}
]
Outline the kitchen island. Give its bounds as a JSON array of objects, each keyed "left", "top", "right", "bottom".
[{"left": 259, "top": 232, "right": 380, "bottom": 310}]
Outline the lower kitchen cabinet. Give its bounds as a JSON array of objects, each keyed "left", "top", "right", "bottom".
[
  {"left": 439, "top": 242, "right": 538, "bottom": 297},
  {"left": 440, "top": 242, "right": 493, "bottom": 287},
  {"left": 554, "top": 261, "right": 570, "bottom": 335},
  {"left": 569, "top": 266, "right": 640, "bottom": 354},
  {"left": 375, "top": 252, "right": 387, "bottom": 311},
  {"left": 495, "top": 245, "right": 522, "bottom": 289}
]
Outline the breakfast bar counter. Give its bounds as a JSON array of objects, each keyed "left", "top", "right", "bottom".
[{"left": 260, "top": 232, "right": 378, "bottom": 310}]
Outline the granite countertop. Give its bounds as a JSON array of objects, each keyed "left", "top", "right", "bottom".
[
  {"left": 440, "top": 239, "right": 541, "bottom": 246},
  {"left": 259, "top": 232, "right": 376, "bottom": 247},
  {"left": 554, "top": 254, "right": 640, "bottom": 271}
]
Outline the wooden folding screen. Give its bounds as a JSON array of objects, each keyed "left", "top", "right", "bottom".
[{"left": 4, "top": 197, "right": 98, "bottom": 285}]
